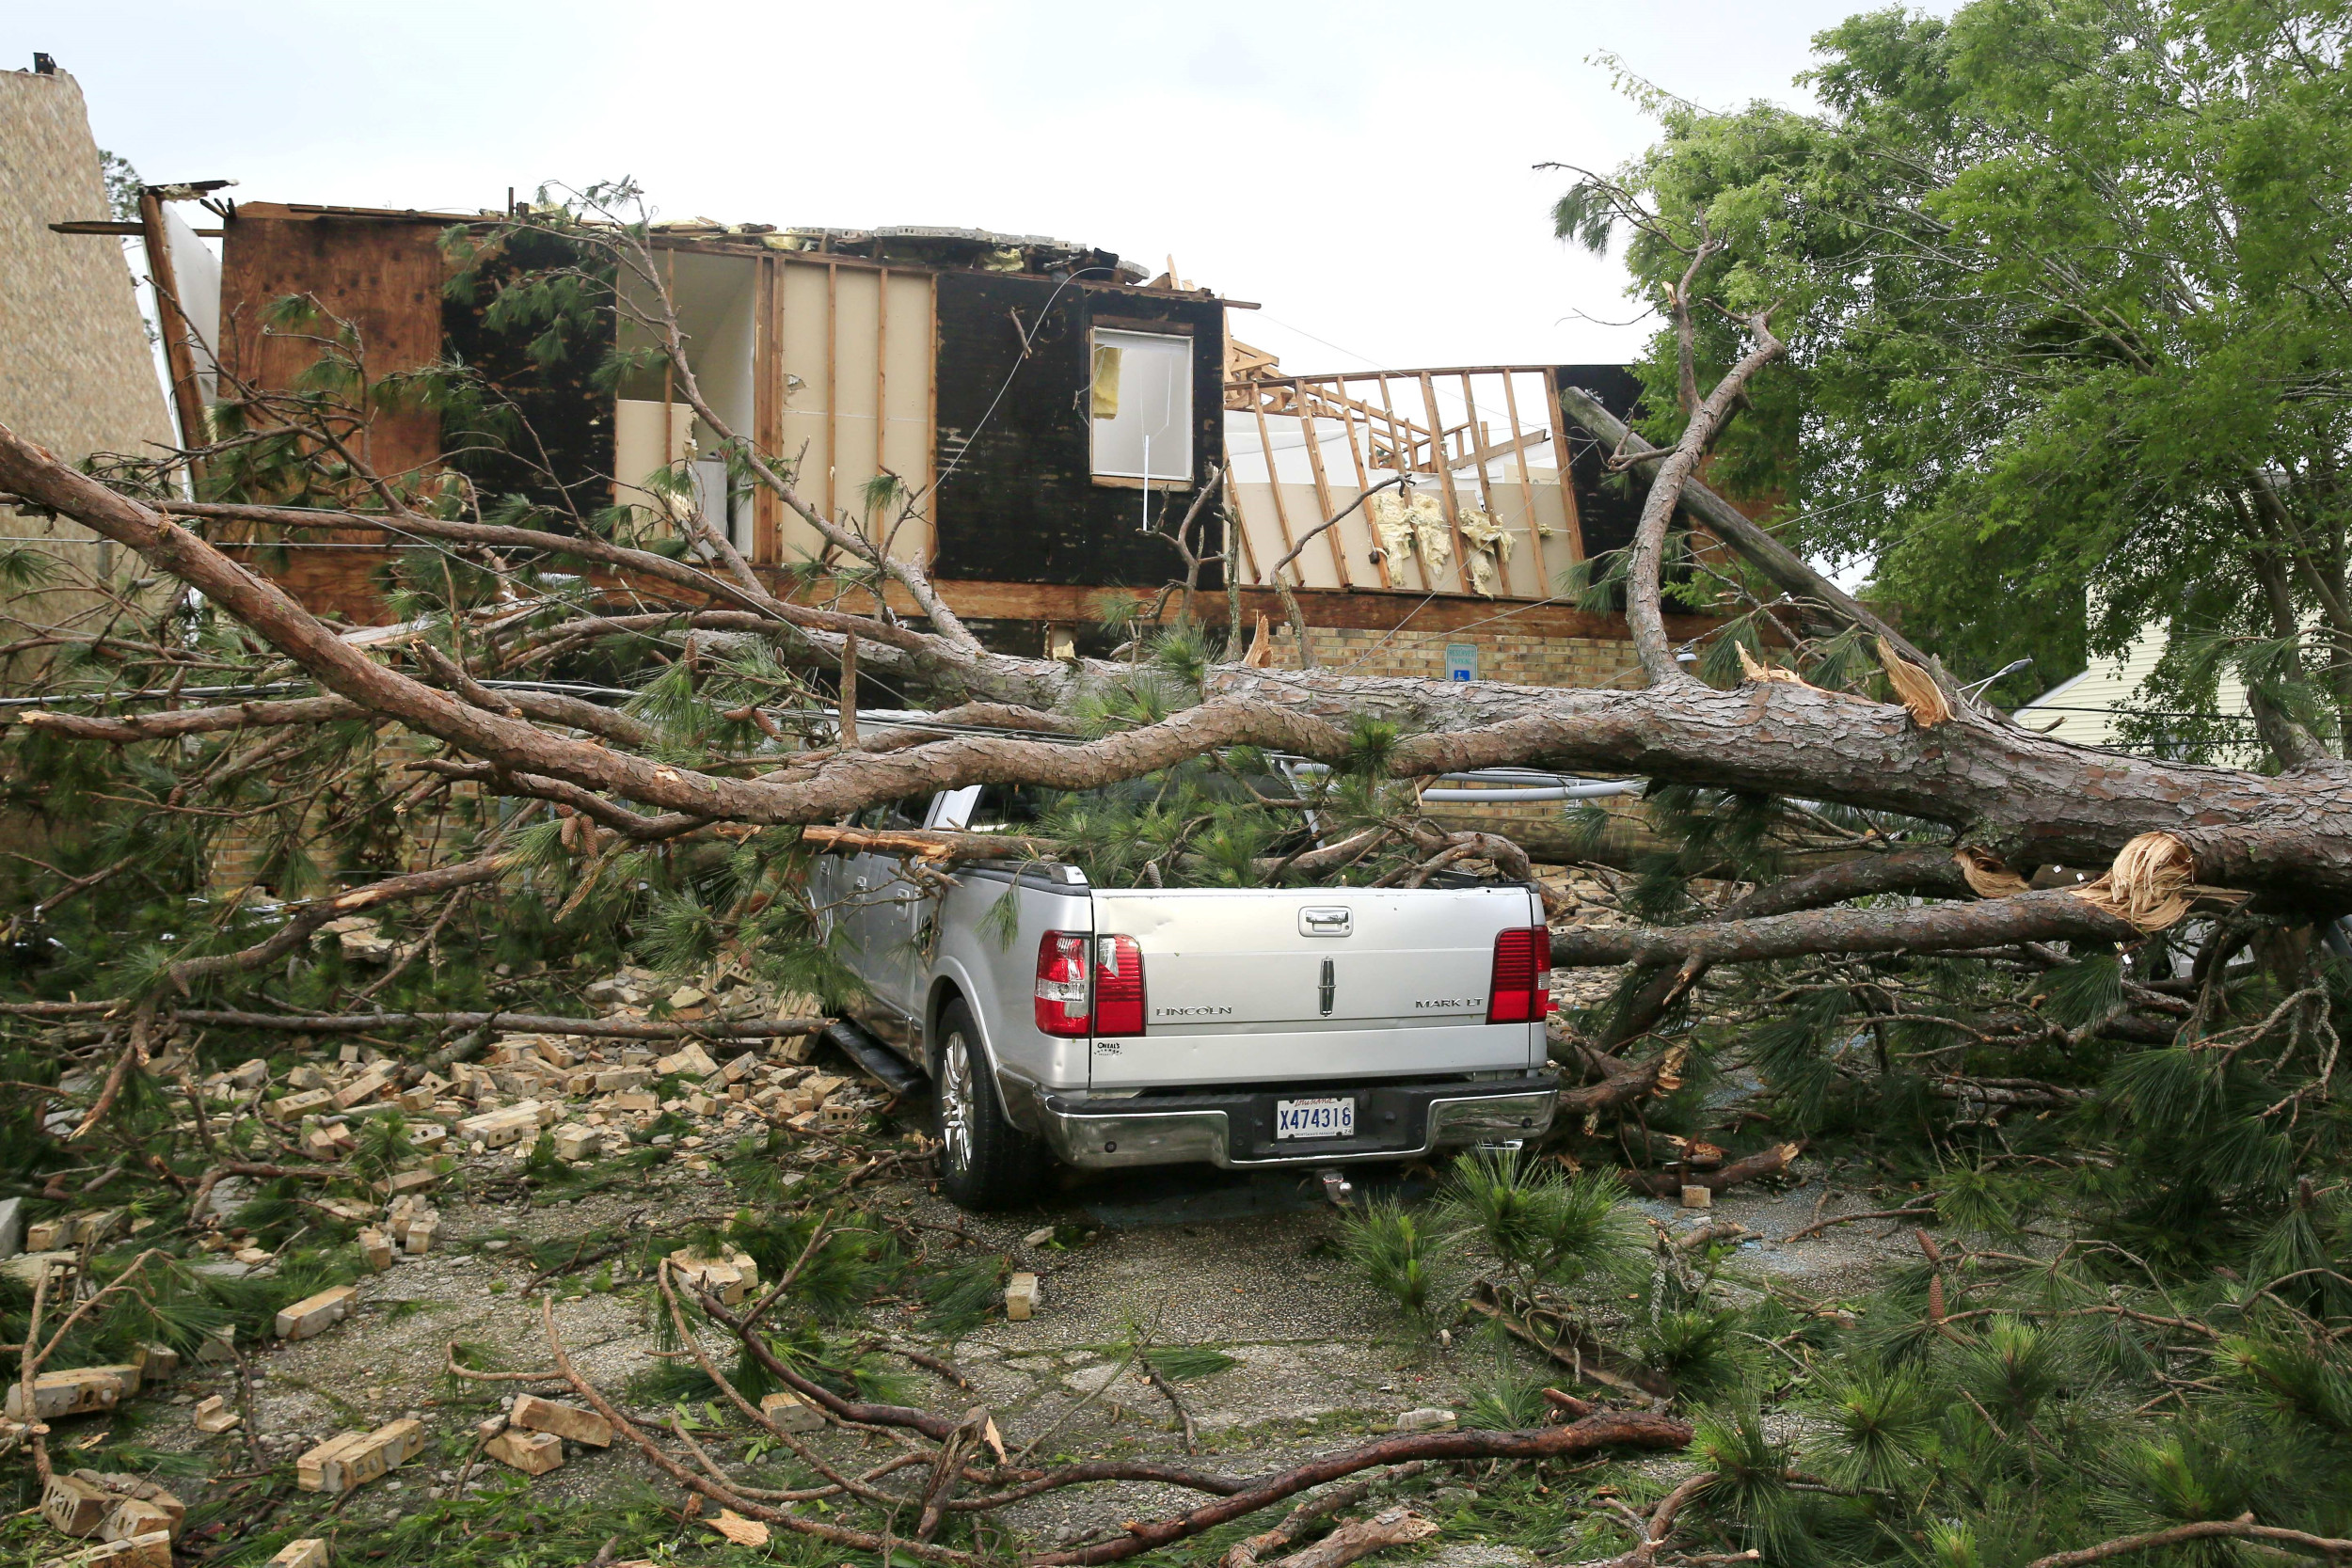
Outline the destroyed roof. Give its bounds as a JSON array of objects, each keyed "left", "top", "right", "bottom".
[
  {"left": 646, "top": 216, "right": 1150, "bottom": 280},
  {"left": 251, "top": 202, "right": 1153, "bottom": 282}
]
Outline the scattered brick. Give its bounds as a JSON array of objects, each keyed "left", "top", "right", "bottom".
[
  {"left": 485, "top": 1427, "right": 564, "bottom": 1475},
  {"left": 668, "top": 1249, "right": 758, "bottom": 1306},
  {"left": 758, "top": 1389, "right": 825, "bottom": 1433},
  {"left": 456, "top": 1101, "right": 544, "bottom": 1148},
  {"left": 7, "top": 1367, "right": 129, "bottom": 1420},
  {"left": 510, "top": 1392, "right": 612, "bottom": 1448},
  {"left": 66, "top": 1529, "right": 172, "bottom": 1568},
  {"left": 275, "top": 1285, "right": 357, "bottom": 1340},
  {"left": 100, "top": 1497, "right": 178, "bottom": 1544},
  {"left": 266, "top": 1089, "right": 335, "bottom": 1122},
  {"left": 373, "top": 1167, "right": 438, "bottom": 1197},
  {"left": 295, "top": 1433, "right": 364, "bottom": 1492},
  {"left": 40, "top": 1473, "right": 113, "bottom": 1536},
  {"left": 331, "top": 1067, "right": 393, "bottom": 1109},
  {"left": 319, "top": 1418, "right": 425, "bottom": 1493}
]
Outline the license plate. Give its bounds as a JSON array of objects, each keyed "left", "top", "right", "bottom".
[{"left": 1276, "top": 1097, "right": 1355, "bottom": 1139}]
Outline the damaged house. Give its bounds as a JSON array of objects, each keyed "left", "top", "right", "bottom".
[{"left": 107, "top": 196, "right": 1740, "bottom": 690}]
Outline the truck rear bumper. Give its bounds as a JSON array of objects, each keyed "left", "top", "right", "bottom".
[{"left": 1030, "top": 1074, "right": 1557, "bottom": 1171}]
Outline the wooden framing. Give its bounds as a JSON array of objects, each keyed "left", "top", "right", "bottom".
[
  {"left": 754, "top": 255, "right": 781, "bottom": 561},
  {"left": 137, "top": 191, "right": 209, "bottom": 462},
  {"left": 1418, "top": 372, "right": 1474, "bottom": 594},
  {"left": 1375, "top": 373, "right": 1426, "bottom": 591},
  {"left": 875, "top": 265, "right": 889, "bottom": 547},
  {"left": 1540, "top": 367, "right": 1585, "bottom": 562},
  {"left": 824, "top": 262, "right": 839, "bottom": 525},
  {"left": 1500, "top": 370, "right": 1544, "bottom": 589},
  {"left": 1294, "top": 399, "right": 1351, "bottom": 589},
  {"left": 1222, "top": 363, "right": 1595, "bottom": 602},
  {"left": 1248, "top": 396, "right": 1301, "bottom": 582},
  {"left": 1334, "top": 374, "right": 1399, "bottom": 590}
]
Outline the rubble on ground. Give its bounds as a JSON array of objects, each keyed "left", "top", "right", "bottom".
[
  {"left": 4, "top": 956, "right": 898, "bottom": 1546},
  {"left": 156, "top": 964, "right": 879, "bottom": 1194}
]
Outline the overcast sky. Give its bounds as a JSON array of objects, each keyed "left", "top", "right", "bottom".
[{"left": 29, "top": 0, "right": 1904, "bottom": 376}]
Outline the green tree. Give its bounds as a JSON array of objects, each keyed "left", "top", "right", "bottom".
[{"left": 1560, "top": 0, "right": 2352, "bottom": 752}]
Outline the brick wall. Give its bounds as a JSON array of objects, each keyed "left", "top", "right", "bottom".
[{"left": 1261, "top": 624, "right": 1645, "bottom": 689}]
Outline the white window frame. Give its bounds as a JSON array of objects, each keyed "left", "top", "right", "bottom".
[{"left": 1089, "top": 327, "right": 1194, "bottom": 484}]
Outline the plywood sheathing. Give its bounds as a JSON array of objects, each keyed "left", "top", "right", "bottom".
[{"left": 218, "top": 203, "right": 449, "bottom": 496}]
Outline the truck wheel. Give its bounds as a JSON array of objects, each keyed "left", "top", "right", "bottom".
[{"left": 934, "top": 1000, "right": 1044, "bottom": 1211}]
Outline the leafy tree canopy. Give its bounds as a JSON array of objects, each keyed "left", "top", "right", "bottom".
[{"left": 1561, "top": 0, "right": 2352, "bottom": 746}]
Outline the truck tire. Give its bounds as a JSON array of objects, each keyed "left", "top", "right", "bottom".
[{"left": 934, "top": 999, "right": 1045, "bottom": 1211}]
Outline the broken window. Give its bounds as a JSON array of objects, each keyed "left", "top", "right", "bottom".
[{"left": 1089, "top": 327, "right": 1192, "bottom": 483}]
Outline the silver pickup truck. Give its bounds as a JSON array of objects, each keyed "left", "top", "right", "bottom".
[{"left": 814, "top": 784, "right": 1558, "bottom": 1209}]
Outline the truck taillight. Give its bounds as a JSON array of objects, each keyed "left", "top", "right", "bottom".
[
  {"left": 1486, "top": 926, "right": 1551, "bottom": 1023},
  {"left": 1035, "top": 932, "right": 1090, "bottom": 1037},
  {"left": 1034, "top": 931, "right": 1146, "bottom": 1037},
  {"left": 1093, "top": 934, "right": 1145, "bottom": 1036}
]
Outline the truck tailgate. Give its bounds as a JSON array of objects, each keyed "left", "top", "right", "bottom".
[{"left": 1086, "top": 886, "right": 1544, "bottom": 1088}]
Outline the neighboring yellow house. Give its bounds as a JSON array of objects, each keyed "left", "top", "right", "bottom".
[
  {"left": 0, "top": 60, "right": 177, "bottom": 641},
  {"left": 2013, "top": 626, "right": 2256, "bottom": 756}
]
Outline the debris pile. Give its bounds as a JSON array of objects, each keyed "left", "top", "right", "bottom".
[
  {"left": 1, "top": 958, "right": 906, "bottom": 1544},
  {"left": 158, "top": 963, "right": 882, "bottom": 1193}
]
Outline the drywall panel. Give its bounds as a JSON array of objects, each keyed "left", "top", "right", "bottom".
[
  {"left": 162, "top": 204, "right": 222, "bottom": 401},
  {"left": 774, "top": 261, "right": 936, "bottom": 567},
  {"left": 880, "top": 269, "right": 935, "bottom": 517},
  {"left": 775, "top": 261, "right": 832, "bottom": 562},
  {"left": 612, "top": 398, "right": 691, "bottom": 518}
]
